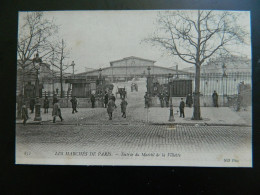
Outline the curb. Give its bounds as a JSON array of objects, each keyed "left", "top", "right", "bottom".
[{"left": 16, "top": 121, "right": 251, "bottom": 127}]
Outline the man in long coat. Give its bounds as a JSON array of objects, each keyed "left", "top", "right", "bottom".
[
  {"left": 44, "top": 96, "right": 49, "bottom": 113},
  {"left": 70, "top": 96, "right": 78, "bottom": 113},
  {"left": 52, "top": 99, "right": 63, "bottom": 123},
  {"left": 159, "top": 93, "right": 164, "bottom": 108},
  {"left": 212, "top": 90, "right": 219, "bottom": 107},
  {"left": 90, "top": 94, "right": 96, "bottom": 108},
  {"left": 120, "top": 98, "right": 128, "bottom": 118},
  {"left": 179, "top": 98, "right": 185, "bottom": 118},
  {"left": 104, "top": 92, "right": 109, "bottom": 108},
  {"left": 107, "top": 98, "right": 117, "bottom": 120},
  {"left": 21, "top": 101, "right": 29, "bottom": 125},
  {"left": 186, "top": 93, "right": 193, "bottom": 108},
  {"left": 164, "top": 92, "right": 169, "bottom": 107}
]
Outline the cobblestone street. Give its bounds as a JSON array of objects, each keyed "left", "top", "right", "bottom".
[{"left": 16, "top": 124, "right": 252, "bottom": 166}]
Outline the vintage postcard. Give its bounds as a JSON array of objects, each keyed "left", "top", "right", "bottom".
[{"left": 16, "top": 10, "right": 252, "bottom": 167}]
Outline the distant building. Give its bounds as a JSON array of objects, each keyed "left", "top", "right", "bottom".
[
  {"left": 180, "top": 55, "right": 251, "bottom": 96},
  {"left": 75, "top": 56, "right": 186, "bottom": 82},
  {"left": 181, "top": 55, "right": 251, "bottom": 74},
  {"left": 17, "top": 59, "right": 71, "bottom": 97}
]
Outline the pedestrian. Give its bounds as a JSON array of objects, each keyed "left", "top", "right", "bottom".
[
  {"left": 186, "top": 93, "right": 193, "bottom": 108},
  {"left": 53, "top": 94, "right": 58, "bottom": 105},
  {"left": 107, "top": 97, "right": 117, "bottom": 120},
  {"left": 17, "top": 94, "right": 23, "bottom": 119},
  {"left": 29, "top": 97, "right": 35, "bottom": 113},
  {"left": 164, "top": 92, "right": 169, "bottom": 107},
  {"left": 159, "top": 93, "right": 164, "bottom": 108},
  {"left": 179, "top": 98, "right": 185, "bottom": 118},
  {"left": 43, "top": 96, "right": 49, "bottom": 113},
  {"left": 104, "top": 91, "right": 109, "bottom": 108},
  {"left": 70, "top": 96, "right": 78, "bottom": 113},
  {"left": 90, "top": 93, "right": 96, "bottom": 108},
  {"left": 120, "top": 98, "right": 128, "bottom": 118},
  {"left": 21, "top": 101, "right": 29, "bottom": 125},
  {"left": 52, "top": 99, "right": 63, "bottom": 123},
  {"left": 144, "top": 92, "right": 150, "bottom": 108},
  {"left": 237, "top": 93, "right": 242, "bottom": 111},
  {"left": 111, "top": 93, "right": 116, "bottom": 102},
  {"left": 122, "top": 88, "right": 126, "bottom": 99},
  {"left": 212, "top": 90, "right": 219, "bottom": 107}
]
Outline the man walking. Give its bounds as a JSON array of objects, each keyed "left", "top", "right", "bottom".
[
  {"left": 44, "top": 96, "right": 49, "bottom": 113},
  {"left": 120, "top": 98, "right": 128, "bottom": 118},
  {"left": 179, "top": 98, "right": 185, "bottom": 118},
  {"left": 212, "top": 90, "right": 219, "bottom": 107},
  {"left": 70, "top": 96, "right": 78, "bottom": 113},
  {"left": 107, "top": 97, "right": 117, "bottom": 120},
  {"left": 52, "top": 99, "right": 63, "bottom": 123},
  {"left": 104, "top": 91, "right": 109, "bottom": 108},
  {"left": 21, "top": 101, "right": 29, "bottom": 125},
  {"left": 90, "top": 93, "right": 96, "bottom": 108}
]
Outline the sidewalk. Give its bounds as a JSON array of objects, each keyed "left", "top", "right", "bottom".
[
  {"left": 16, "top": 106, "right": 251, "bottom": 126},
  {"left": 142, "top": 107, "right": 251, "bottom": 126}
]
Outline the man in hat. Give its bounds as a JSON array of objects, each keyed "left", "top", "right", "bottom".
[
  {"left": 120, "top": 98, "right": 128, "bottom": 118},
  {"left": 104, "top": 91, "right": 109, "bottom": 108},
  {"left": 212, "top": 90, "right": 219, "bottom": 107},
  {"left": 159, "top": 93, "right": 164, "bottom": 108},
  {"left": 21, "top": 101, "right": 29, "bottom": 125},
  {"left": 70, "top": 96, "right": 78, "bottom": 114},
  {"left": 179, "top": 98, "right": 185, "bottom": 118},
  {"left": 43, "top": 96, "right": 49, "bottom": 113},
  {"left": 52, "top": 99, "right": 63, "bottom": 123},
  {"left": 107, "top": 97, "right": 117, "bottom": 120},
  {"left": 90, "top": 93, "right": 96, "bottom": 108}
]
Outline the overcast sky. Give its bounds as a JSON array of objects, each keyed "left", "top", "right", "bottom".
[{"left": 19, "top": 10, "right": 251, "bottom": 74}]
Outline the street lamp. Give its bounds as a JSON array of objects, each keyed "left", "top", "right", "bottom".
[
  {"left": 168, "top": 73, "right": 174, "bottom": 121},
  {"left": 71, "top": 61, "right": 75, "bottom": 78},
  {"left": 32, "top": 52, "right": 42, "bottom": 121},
  {"left": 147, "top": 66, "right": 151, "bottom": 95},
  {"left": 222, "top": 63, "right": 227, "bottom": 106}
]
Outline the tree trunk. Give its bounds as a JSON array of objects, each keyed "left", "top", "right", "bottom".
[
  {"left": 60, "top": 71, "right": 63, "bottom": 98},
  {"left": 192, "top": 65, "right": 202, "bottom": 120}
]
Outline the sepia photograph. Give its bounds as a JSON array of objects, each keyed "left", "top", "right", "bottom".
[{"left": 15, "top": 10, "right": 252, "bottom": 167}]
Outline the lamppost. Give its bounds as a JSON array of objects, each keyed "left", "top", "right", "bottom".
[
  {"left": 147, "top": 66, "right": 151, "bottom": 94},
  {"left": 71, "top": 61, "right": 75, "bottom": 78},
  {"left": 168, "top": 73, "right": 174, "bottom": 121},
  {"left": 33, "top": 52, "right": 42, "bottom": 121},
  {"left": 222, "top": 63, "right": 227, "bottom": 106}
]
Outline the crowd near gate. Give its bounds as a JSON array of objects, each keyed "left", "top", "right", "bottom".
[{"left": 146, "top": 72, "right": 251, "bottom": 107}]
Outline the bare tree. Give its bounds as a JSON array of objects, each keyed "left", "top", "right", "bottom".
[
  {"left": 17, "top": 12, "right": 58, "bottom": 95},
  {"left": 49, "top": 39, "right": 71, "bottom": 98},
  {"left": 144, "top": 10, "right": 248, "bottom": 120}
]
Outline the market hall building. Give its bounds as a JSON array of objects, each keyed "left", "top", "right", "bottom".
[{"left": 66, "top": 56, "right": 189, "bottom": 98}]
